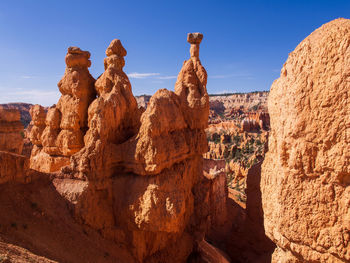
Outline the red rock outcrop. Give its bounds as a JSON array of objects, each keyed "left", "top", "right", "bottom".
[
  {"left": 30, "top": 47, "right": 96, "bottom": 173},
  {"left": 202, "top": 159, "right": 228, "bottom": 239},
  {"left": 28, "top": 105, "right": 46, "bottom": 146},
  {"left": 0, "top": 33, "right": 232, "bottom": 263},
  {"left": 240, "top": 112, "right": 269, "bottom": 132},
  {"left": 215, "top": 161, "right": 275, "bottom": 263},
  {"left": 261, "top": 18, "right": 350, "bottom": 262},
  {"left": 0, "top": 107, "right": 24, "bottom": 154},
  {"left": 175, "top": 33, "right": 209, "bottom": 130},
  {"left": 56, "top": 33, "right": 211, "bottom": 262},
  {"left": 241, "top": 118, "right": 259, "bottom": 132}
]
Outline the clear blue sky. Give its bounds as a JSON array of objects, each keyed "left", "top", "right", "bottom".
[{"left": 0, "top": 0, "right": 349, "bottom": 106}]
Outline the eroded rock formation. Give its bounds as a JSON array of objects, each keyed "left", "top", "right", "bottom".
[
  {"left": 261, "top": 18, "right": 350, "bottom": 262},
  {"left": 30, "top": 47, "right": 96, "bottom": 172},
  {"left": 202, "top": 159, "right": 228, "bottom": 239},
  {"left": 0, "top": 107, "right": 24, "bottom": 154},
  {"left": 54, "top": 33, "right": 213, "bottom": 262}
]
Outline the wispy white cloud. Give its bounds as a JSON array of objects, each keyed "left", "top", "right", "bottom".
[
  {"left": 0, "top": 89, "right": 60, "bottom": 106},
  {"left": 209, "top": 73, "right": 254, "bottom": 79},
  {"left": 20, "top": 75, "right": 37, "bottom": 79},
  {"left": 128, "top": 72, "right": 160, "bottom": 79},
  {"left": 127, "top": 72, "right": 177, "bottom": 80}
]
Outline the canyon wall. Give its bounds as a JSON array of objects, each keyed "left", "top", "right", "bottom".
[
  {"left": 209, "top": 91, "right": 268, "bottom": 111},
  {"left": 261, "top": 18, "right": 350, "bottom": 262}
]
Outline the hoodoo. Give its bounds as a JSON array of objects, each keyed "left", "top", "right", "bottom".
[
  {"left": 29, "top": 47, "right": 96, "bottom": 173},
  {"left": 53, "top": 33, "right": 215, "bottom": 262}
]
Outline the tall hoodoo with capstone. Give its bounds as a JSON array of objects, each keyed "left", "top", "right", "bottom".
[
  {"left": 261, "top": 18, "right": 350, "bottom": 262},
  {"left": 175, "top": 33, "right": 209, "bottom": 129}
]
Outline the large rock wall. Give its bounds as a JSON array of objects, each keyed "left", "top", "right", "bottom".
[{"left": 261, "top": 18, "right": 350, "bottom": 262}]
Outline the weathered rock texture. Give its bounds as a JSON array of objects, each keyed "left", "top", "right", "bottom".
[
  {"left": 261, "top": 18, "right": 350, "bottom": 262},
  {"left": 202, "top": 159, "right": 228, "bottom": 240},
  {"left": 219, "top": 161, "right": 275, "bottom": 263},
  {"left": 0, "top": 107, "right": 24, "bottom": 154},
  {"left": 30, "top": 47, "right": 96, "bottom": 172},
  {"left": 55, "top": 33, "right": 212, "bottom": 262}
]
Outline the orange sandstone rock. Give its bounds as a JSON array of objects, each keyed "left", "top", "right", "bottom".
[
  {"left": 30, "top": 47, "right": 95, "bottom": 173},
  {"left": 55, "top": 47, "right": 95, "bottom": 156},
  {"left": 261, "top": 18, "right": 350, "bottom": 262},
  {"left": 175, "top": 33, "right": 209, "bottom": 130},
  {"left": 0, "top": 107, "right": 24, "bottom": 154},
  {"left": 69, "top": 39, "right": 141, "bottom": 179},
  {"left": 203, "top": 158, "right": 228, "bottom": 237},
  {"left": 0, "top": 33, "right": 231, "bottom": 263},
  {"left": 58, "top": 34, "right": 211, "bottom": 262},
  {"left": 28, "top": 104, "right": 46, "bottom": 147}
]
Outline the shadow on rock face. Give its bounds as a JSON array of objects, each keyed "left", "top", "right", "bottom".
[{"left": 205, "top": 161, "right": 275, "bottom": 263}]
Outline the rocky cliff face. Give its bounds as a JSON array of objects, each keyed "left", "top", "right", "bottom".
[
  {"left": 261, "top": 18, "right": 350, "bottom": 262},
  {"left": 209, "top": 91, "right": 268, "bottom": 111},
  {"left": 0, "top": 107, "right": 24, "bottom": 154}
]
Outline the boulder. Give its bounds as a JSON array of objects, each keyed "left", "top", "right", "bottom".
[{"left": 261, "top": 18, "right": 350, "bottom": 262}]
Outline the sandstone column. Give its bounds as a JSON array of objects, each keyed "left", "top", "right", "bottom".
[
  {"left": 175, "top": 33, "right": 209, "bottom": 130},
  {"left": 30, "top": 47, "right": 95, "bottom": 173}
]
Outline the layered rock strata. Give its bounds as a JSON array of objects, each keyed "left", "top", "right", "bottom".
[
  {"left": 0, "top": 107, "right": 24, "bottom": 154},
  {"left": 261, "top": 18, "right": 350, "bottom": 262},
  {"left": 30, "top": 47, "right": 96, "bottom": 172}
]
